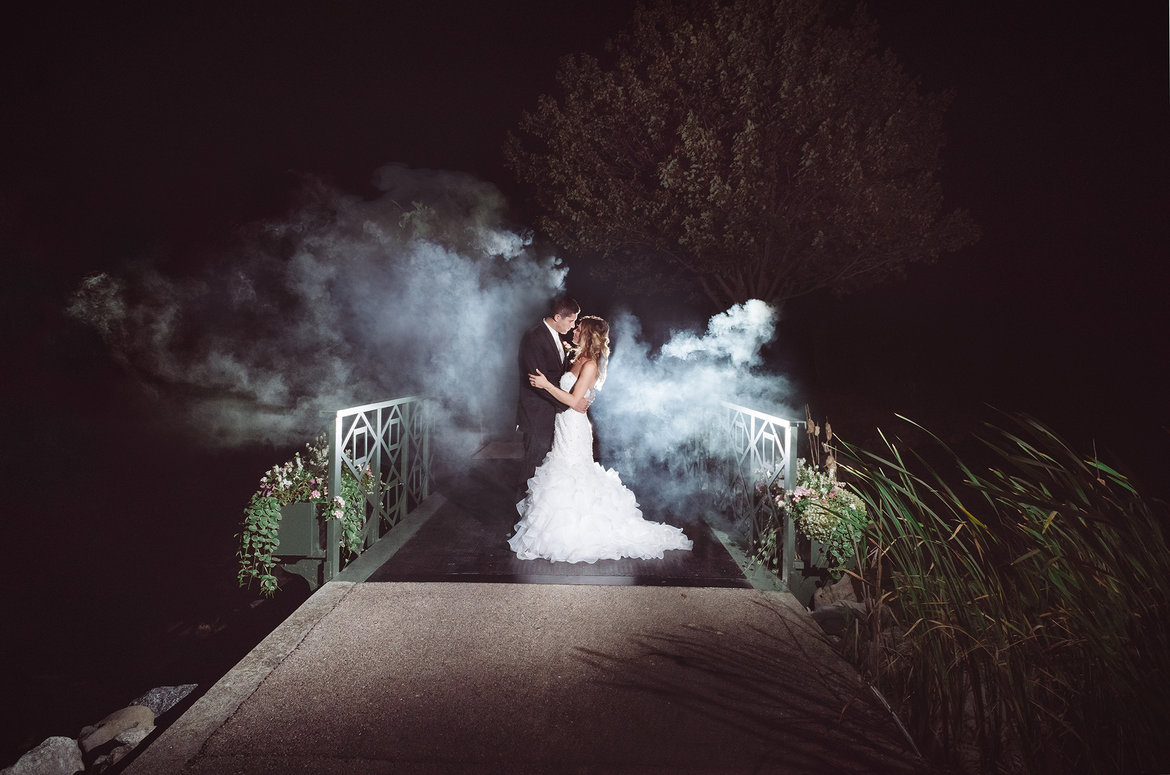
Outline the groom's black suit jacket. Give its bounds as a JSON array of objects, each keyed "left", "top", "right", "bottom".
[{"left": 516, "top": 320, "right": 567, "bottom": 446}]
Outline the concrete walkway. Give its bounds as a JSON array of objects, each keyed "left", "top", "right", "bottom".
[{"left": 124, "top": 579, "right": 924, "bottom": 774}]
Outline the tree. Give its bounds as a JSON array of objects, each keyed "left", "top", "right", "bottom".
[{"left": 506, "top": 0, "right": 979, "bottom": 310}]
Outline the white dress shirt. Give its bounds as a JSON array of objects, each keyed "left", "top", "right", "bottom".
[{"left": 543, "top": 319, "right": 564, "bottom": 367}]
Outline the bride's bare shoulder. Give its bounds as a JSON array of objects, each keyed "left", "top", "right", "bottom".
[{"left": 574, "top": 357, "right": 598, "bottom": 374}]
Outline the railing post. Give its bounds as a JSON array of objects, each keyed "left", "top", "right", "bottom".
[
  {"left": 780, "top": 422, "right": 798, "bottom": 585},
  {"left": 371, "top": 405, "right": 384, "bottom": 541},
  {"left": 399, "top": 402, "right": 410, "bottom": 526},
  {"left": 420, "top": 403, "right": 431, "bottom": 501},
  {"left": 326, "top": 411, "right": 342, "bottom": 582}
]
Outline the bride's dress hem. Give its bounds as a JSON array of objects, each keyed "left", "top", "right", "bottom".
[{"left": 508, "top": 372, "right": 693, "bottom": 564}]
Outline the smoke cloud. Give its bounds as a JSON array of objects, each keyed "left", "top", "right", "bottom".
[
  {"left": 66, "top": 164, "right": 565, "bottom": 461},
  {"left": 66, "top": 165, "right": 795, "bottom": 510},
  {"left": 593, "top": 300, "right": 794, "bottom": 518}
]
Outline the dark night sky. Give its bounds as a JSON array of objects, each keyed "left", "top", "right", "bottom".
[
  {"left": 3, "top": 2, "right": 633, "bottom": 264},
  {"left": 0, "top": 0, "right": 1167, "bottom": 760},
  {"left": 4, "top": 2, "right": 1166, "bottom": 315}
]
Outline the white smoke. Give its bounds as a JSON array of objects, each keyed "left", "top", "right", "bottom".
[
  {"left": 65, "top": 166, "right": 796, "bottom": 508},
  {"left": 66, "top": 165, "right": 566, "bottom": 462},
  {"left": 594, "top": 300, "right": 795, "bottom": 517}
]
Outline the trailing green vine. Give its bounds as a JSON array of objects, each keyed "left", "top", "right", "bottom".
[
  {"left": 236, "top": 493, "right": 283, "bottom": 597},
  {"left": 236, "top": 435, "right": 382, "bottom": 596}
]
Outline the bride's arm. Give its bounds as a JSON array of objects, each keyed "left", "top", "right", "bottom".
[{"left": 530, "top": 360, "right": 597, "bottom": 413}]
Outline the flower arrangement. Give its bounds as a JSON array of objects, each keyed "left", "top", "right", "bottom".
[
  {"left": 749, "top": 459, "right": 868, "bottom": 573},
  {"left": 236, "top": 434, "right": 380, "bottom": 596},
  {"left": 256, "top": 435, "right": 330, "bottom": 503},
  {"left": 785, "top": 459, "right": 867, "bottom": 566}
]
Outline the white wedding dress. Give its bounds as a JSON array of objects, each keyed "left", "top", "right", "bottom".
[{"left": 509, "top": 371, "right": 693, "bottom": 563}]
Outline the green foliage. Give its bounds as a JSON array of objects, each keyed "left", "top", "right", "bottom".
[
  {"left": 747, "top": 459, "right": 866, "bottom": 574},
  {"left": 235, "top": 435, "right": 382, "bottom": 597},
  {"left": 335, "top": 474, "right": 368, "bottom": 557},
  {"left": 236, "top": 493, "right": 282, "bottom": 598},
  {"left": 745, "top": 469, "right": 786, "bottom": 574},
  {"left": 786, "top": 459, "right": 867, "bottom": 566},
  {"left": 506, "top": 0, "right": 978, "bottom": 309},
  {"left": 842, "top": 416, "right": 1170, "bottom": 774}
]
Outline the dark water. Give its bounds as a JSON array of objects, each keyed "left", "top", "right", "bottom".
[{"left": 0, "top": 320, "right": 314, "bottom": 763}]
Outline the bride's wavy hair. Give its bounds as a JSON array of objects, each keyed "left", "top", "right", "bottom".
[{"left": 573, "top": 315, "right": 610, "bottom": 389}]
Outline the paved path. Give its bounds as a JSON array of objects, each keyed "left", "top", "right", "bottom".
[{"left": 125, "top": 581, "right": 923, "bottom": 774}]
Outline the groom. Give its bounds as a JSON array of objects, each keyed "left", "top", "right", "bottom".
[{"left": 516, "top": 293, "right": 589, "bottom": 498}]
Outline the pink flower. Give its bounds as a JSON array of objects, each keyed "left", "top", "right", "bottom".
[{"left": 311, "top": 489, "right": 321, "bottom": 499}]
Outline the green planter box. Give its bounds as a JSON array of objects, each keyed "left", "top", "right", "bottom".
[
  {"left": 790, "top": 537, "right": 837, "bottom": 607},
  {"left": 807, "top": 538, "right": 829, "bottom": 568},
  {"left": 275, "top": 502, "right": 324, "bottom": 559},
  {"left": 793, "top": 536, "right": 829, "bottom": 570}
]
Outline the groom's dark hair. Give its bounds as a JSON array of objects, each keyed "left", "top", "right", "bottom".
[{"left": 549, "top": 293, "right": 580, "bottom": 318}]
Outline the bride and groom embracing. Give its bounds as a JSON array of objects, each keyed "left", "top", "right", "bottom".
[{"left": 510, "top": 294, "right": 692, "bottom": 563}]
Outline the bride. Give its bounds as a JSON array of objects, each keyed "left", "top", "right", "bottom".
[{"left": 509, "top": 315, "right": 693, "bottom": 563}]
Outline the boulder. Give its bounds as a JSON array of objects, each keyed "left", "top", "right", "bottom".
[
  {"left": 129, "top": 684, "right": 198, "bottom": 717},
  {"left": 1, "top": 736, "right": 83, "bottom": 775},
  {"left": 78, "top": 705, "right": 155, "bottom": 754},
  {"left": 89, "top": 726, "right": 155, "bottom": 774},
  {"left": 809, "top": 600, "right": 868, "bottom": 637},
  {"left": 812, "top": 573, "right": 858, "bottom": 609},
  {"left": 114, "top": 726, "right": 153, "bottom": 748}
]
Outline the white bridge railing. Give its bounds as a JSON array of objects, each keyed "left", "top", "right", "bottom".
[
  {"left": 711, "top": 401, "right": 804, "bottom": 585},
  {"left": 323, "top": 396, "right": 432, "bottom": 580}
]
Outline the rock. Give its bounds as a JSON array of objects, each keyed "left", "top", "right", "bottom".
[
  {"left": 114, "top": 726, "right": 153, "bottom": 748},
  {"left": 78, "top": 705, "right": 155, "bottom": 754},
  {"left": 129, "top": 684, "right": 198, "bottom": 717},
  {"left": 810, "top": 600, "right": 868, "bottom": 636},
  {"left": 1, "top": 736, "right": 83, "bottom": 775},
  {"left": 89, "top": 727, "right": 155, "bottom": 774},
  {"left": 812, "top": 573, "right": 857, "bottom": 609}
]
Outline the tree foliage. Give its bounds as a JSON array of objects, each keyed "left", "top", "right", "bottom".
[{"left": 506, "top": 0, "right": 979, "bottom": 310}]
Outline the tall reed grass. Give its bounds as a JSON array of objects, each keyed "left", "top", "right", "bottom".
[{"left": 840, "top": 415, "right": 1169, "bottom": 774}]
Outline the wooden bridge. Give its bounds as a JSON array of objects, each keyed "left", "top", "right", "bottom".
[{"left": 123, "top": 434, "right": 925, "bottom": 774}]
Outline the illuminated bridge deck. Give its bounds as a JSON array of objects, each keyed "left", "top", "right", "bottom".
[
  {"left": 123, "top": 444, "right": 925, "bottom": 774},
  {"left": 364, "top": 441, "right": 752, "bottom": 588}
]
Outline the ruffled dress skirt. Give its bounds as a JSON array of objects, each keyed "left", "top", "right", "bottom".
[{"left": 509, "top": 404, "right": 692, "bottom": 563}]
